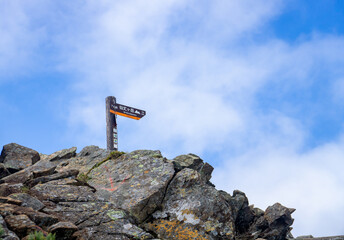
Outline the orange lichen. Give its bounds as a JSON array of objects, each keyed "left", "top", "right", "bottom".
[{"left": 147, "top": 220, "right": 209, "bottom": 240}]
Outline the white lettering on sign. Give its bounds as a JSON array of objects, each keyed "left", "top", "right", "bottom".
[{"left": 110, "top": 102, "right": 146, "bottom": 119}]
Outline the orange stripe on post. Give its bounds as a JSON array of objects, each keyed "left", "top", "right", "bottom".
[{"left": 110, "top": 110, "right": 140, "bottom": 120}]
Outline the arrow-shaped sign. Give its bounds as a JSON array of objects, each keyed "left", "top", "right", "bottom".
[{"left": 110, "top": 101, "right": 146, "bottom": 120}]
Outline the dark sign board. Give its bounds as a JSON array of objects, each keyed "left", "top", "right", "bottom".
[{"left": 110, "top": 102, "right": 146, "bottom": 120}]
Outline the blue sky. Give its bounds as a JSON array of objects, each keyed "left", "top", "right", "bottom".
[{"left": 1, "top": 0, "right": 344, "bottom": 237}]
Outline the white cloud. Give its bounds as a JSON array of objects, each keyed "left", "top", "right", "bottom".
[{"left": 0, "top": 0, "right": 49, "bottom": 80}]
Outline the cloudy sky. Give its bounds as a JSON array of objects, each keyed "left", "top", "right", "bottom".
[{"left": 1, "top": 0, "right": 344, "bottom": 237}]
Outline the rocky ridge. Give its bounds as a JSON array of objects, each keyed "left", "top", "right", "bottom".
[{"left": 0, "top": 143, "right": 296, "bottom": 240}]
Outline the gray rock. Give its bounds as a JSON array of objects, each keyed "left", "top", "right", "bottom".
[
  {"left": 229, "top": 190, "right": 249, "bottom": 220},
  {"left": 88, "top": 150, "right": 175, "bottom": 223},
  {"left": 172, "top": 153, "right": 214, "bottom": 181},
  {"left": 264, "top": 203, "right": 295, "bottom": 229},
  {"left": 1, "top": 159, "right": 57, "bottom": 184},
  {"left": 30, "top": 183, "right": 98, "bottom": 202},
  {"left": 25, "top": 169, "right": 79, "bottom": 187},
  {"left": 296, "top": 235, "right": 314, "bottom": 239},
  {"left": 253, "top": 207, "right": 265, "bottom": 217},
  {"left": 4, "top": 214, "right": 37, "bottom": 238},
  {"left": 0, "top": 202, "right": 58, "bottom": 229},
  {"left": 0, "top": 196, "right": 22, "bottom": 205},
  {"left": 93, "top": 220, "right": 153, "bottom": 239},
  {"left": 1, "top": 143, "right": 40, "bottom": 172},
  {"left": 294, "top": 236, "right": 344, "bottom": 240},
  {"left": 252, "top": 203, "right": 295, "bottom": 240},
  {"left": 77, "top": 145, "right": 101, "bottom": 157},
  {"left": 0, "top": 214, "right": 6, "bottom": 226},
  {"left": 46, "top": 147, "right": 77, "bottom": 161},
  {"left": 146, "top": 168, "right": 235, "bottom": 240},
  {"left": 0, "top": 215, "right": 20, "bottom": 240},
  {"left": 72, "top": 207, "right": 153, "bottom": 239},
  {"left": 43, "top": 201, "right": 120, "bottom": 225},
  {"left": 38, "top": 153, "right": 49, "bottom": 161},
  {"left": 32, "top": 166, "right": 56, "bottom": 178},
  {"left": 0, "top": 183, "right": 24, "bottom": 197},
  {"left": 48, "top": 222, "right": 78, "bottom": 240},
  {"left": 56, "top": 148, "right": 110, "bottom": 177},
  {"left": 8, "top": 193, "right": 45, "bottom": 211},
  {"left": 0, "top": 163, "right": 10, "bottom": 179},
  {"left": 2, "top": 232, "right": 20, "bottom": 240}
]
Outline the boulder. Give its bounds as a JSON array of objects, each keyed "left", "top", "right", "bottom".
[
  {"left": 0, "top": 203, "right": 58, "bottom": 228},
  {"left": 30, "top": 183, "right": 98, "bottom": 202},
  {"left": 0, "top": 203, "right": 17, "bottom": 216},
  {"left": 0, "top": 143, "right": 40, "bottom": 172},
  {"left": 72, "top": 208, "right": 153, "bottom": 239},
  {"left": 39, "top": 197, "right": 155, "bottom": 239},
  {"left": 0, "top": 183, "right": 24, "bottom": 197},
  {"left": 0, "top": 215, "right": 20, "bottom": 240},
  {"left": 222, "top": 190, "right": 256, "bottom": 234},
  {"left": 48, "top": 222, "right": 78, "bottom": 240},
  {"left": 45, "top": 147, "right": 77, "bottom": 162},
  {"left": 8, "top": 193, "right": 45, "bottom": 211},
  {"left": 4, "top": 214, "right": 38, "bottom": 238},
  {"left": 0, "top": 197, "right": 22, "bottom": 205},
  {"left": 32, "top": 166, "right": 56, "bottom": 178},
  {"left": 77, "top": 145, "right": 101, "bottom": 157},
  {"left": 25, "top": 169, "right": 79, "bottom": 188},
  {"left": 172, "top": 154, "right": 214, "bottom": 181},
  {"left": 244, "top": 202, "right": 295, "bottom": 240},
  {"left": 260, "top": 203, "right": 295, "bottom": 240},
  {"left": 146, "top": 168, "right": 235, "bottom": 240},
  {"left": 56, "top": 147, "right": 110, "bottom": 177},
  {"left": 88, "top": 150, "right": 175, "bottom": 223},
  {"left": 264, "top": 203, "right": 295, "bottom": 227},
  {"left": 43, "top": 201, "right": 120, "bottom": 225},
  {"left": 1, "top": 160, "right": 57, "bottom": 184}
]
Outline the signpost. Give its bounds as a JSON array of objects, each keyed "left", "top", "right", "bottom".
[{"left": 106, "top": 96, "right": 146, "bottom": 151}]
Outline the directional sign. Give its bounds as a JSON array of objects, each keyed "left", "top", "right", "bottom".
[{"left": 110, "top": 102, "right": 146, "bottom": 120}]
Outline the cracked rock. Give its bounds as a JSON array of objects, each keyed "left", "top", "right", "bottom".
[{"left": 0, "top": 143, "right": 40, "bottom": 172}]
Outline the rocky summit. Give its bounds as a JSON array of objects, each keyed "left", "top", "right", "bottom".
[{"left": 0, "top": 143, "right": 296, "bottom": 240}]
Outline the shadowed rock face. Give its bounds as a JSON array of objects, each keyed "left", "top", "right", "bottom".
[{"left": 0, "top": 143, "right": 295, "bottom": 240}]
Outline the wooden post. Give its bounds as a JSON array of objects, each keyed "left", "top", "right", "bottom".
[{"left": 106, "top": 96, "right": 118, "bottom": 151}]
